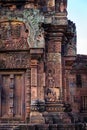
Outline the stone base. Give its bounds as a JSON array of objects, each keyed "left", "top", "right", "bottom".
[
  {"left": 43, "top": 112, "right": 71, "bottom": 124},
  {"left": 30, "top": 112, "right": 45, "bottom": 124}
]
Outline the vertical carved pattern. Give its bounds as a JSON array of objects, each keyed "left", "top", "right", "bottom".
[
  {"left": 37, "top": 61, "right": 45, "bottom": 100},
  {"left": 0, "top": 21, "right": 29, "bottom": 50},
  {"left": 10, "top": 23, "right": 21, "bottom": 39},
  {"left": 31, "top": 60, "right": 38, "bottom": 87},
  {"left": 31, "top": 68, "right": 37, "bottom": 86},
  {"left": 25, "top": 69, "right": 31, "bottom": 118},
  {"left": 9, "top": 74, "right": 14, "bottom": 117},
  {"left": 30, "top": 60, "right": 38, "bottom": 102}
]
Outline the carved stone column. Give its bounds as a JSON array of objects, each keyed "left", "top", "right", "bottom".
[
  {"left": 45, "top": 28, "right": 64, "bottom": 102},
  {"left": 30, "top": 48, "right": 45, "bottom": 123},
  {"left": 31, "top": 59, "right": 38, "bottom": 101}
]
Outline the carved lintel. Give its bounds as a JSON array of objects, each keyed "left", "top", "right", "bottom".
[
  {"left": 30, "top": 48, "right": 44, "bottom": 55},
  {"left": 0, "top": 52, "right": 30, "bottom": 69}
]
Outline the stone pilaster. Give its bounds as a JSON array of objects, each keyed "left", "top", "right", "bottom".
[
  {"left": 31, "top": 59, "right": 38, "bottom": 101},
  {"left": 30, "top": 49, "right": 45, "bottom": 123},
  {"left": 45, "top": 28, "right": 64, "bottom": 102},
  {"left": 25, "top": 69, "right": 31, "bottom": 121},
  {"left": 9, "top": 74, "right": 14, "bottom": 117},
  {"left": 54, "top": 37, "right": 63, "bottom": 100}
]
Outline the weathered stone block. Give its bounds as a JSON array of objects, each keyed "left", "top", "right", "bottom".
[
  {"left": 36, "top": 124, "right": 49, "bottom": 130},
  {"left": 49, "top": 124, "right": 58, "bottom": 130},
  {"left": 18, "top": 125, "right": 35, "bottom": 130}
]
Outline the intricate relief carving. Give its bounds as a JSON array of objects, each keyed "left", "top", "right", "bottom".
[
  {"left": 52, "top": 17, "right": 67, "bottom": 25},
  {"left": 62, "top": 20, "right": 77, "bottom": 56},
  {"left": 55, "top": 0, "right": 67, "bottom": 12},
  {"left": 31, "top": 68, "right": 37, "bottom": 86},
  {"left": 0, "top": 22, "right": 21, "bottom": 40},
  {"left": 47, "top": 68, "right": 55, "bottom": 88},
  {"left": 0, "top": 8, "right": 45, "bottom": 49},
  {"left": 45, "top": 55, "right": 62, "bottom": 101},
  {"left": 46, "top": 61, "right": 61, "bottom": 88},
  {"left": 0, "top": 21, "right": 29, "bottom": 50},
  {"left": 0, "top": 22, "right": 8, "bottom": 40},
  {"left": 47, "top": 0, "right": 55, "bottom": 11},
  {"left": 21, "top": 9, "right": 45, "bottom": 48},
  {"left": 45, "top": 88, "right": 59, "bottom": 102},
  {"left": 10, "top": 23, "right": 21, "bottom": 39},
  {"left": 38, "top": 73, "right": 45, "bottom": 87},
  {"left": 47, "top": 53, "right": 61, "bottom": 62},
  {"left": 0, "top": 52, "right": 30, "bottom": 69}
]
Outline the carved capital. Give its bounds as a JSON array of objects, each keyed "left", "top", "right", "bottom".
[{"left": 30, "top": 48, "right": 44, "bottom": 60}]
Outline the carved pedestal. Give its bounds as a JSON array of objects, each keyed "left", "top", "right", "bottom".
[
  {"left": 43, "top": 101, "right": 71, "bottom": 124},
  {"left": 30, "top": 100, "right": 45, "bottom": 124}
]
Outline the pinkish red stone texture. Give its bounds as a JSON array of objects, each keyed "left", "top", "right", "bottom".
[{"left": 0, "top": 0, "right": 87, "bottom": 125}]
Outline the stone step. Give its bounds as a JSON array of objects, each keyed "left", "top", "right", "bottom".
[
  {"left": 0, "top": 123, "right": 82, "bottom": 130},
  {"left": 0, "top": 124, "right": 20, "bottom": 130}
]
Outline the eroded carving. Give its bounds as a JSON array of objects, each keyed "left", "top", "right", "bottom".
[
  {"left": 0, "top": 21, "right": 29, "bottom": 50},
  {"left": 45, "top": 88, "right": 59, "bottom": 102},
  {"left": 47, "top": 53, "right": 61, "bottom": 62},
  {"left": 0, "top": 52, "right": 30, "bottom": 69},
  {"left": 62, "top": 20, "right": 77, "bottom": 56},
  {"left": 55, "top": 0, "right": 67, "bottom": 12},
  {"left": 0, "top": 8, "right": 45, "bottom": 49}
]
